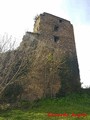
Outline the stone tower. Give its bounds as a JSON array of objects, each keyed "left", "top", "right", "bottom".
[
  {"left": 21, "top": 12, "right": 81, "bottom": 99},
  {"left": 33, "top": 12, "right": 77, "bottom": 55}
]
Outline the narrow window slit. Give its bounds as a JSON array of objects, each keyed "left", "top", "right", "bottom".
[{"left": 54, "top": 25, "right": 59, "bottom": 31}]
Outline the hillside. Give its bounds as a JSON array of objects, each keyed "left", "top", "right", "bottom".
[{"left": 0, "top": 93, "right": 90, "bottom": 120}]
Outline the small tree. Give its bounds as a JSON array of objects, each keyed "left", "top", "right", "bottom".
[
  {"left": 1, "top": 82, "right": 23, "bottom": 103},
  {"left": 0, "top": 33, "right": 15, "bottom": 53},
  {"left": 34, "top": 14, "right": 39, "bottom": 22},
  {"left": 0, "top": 33, "right": 31, "bottom": 103}
]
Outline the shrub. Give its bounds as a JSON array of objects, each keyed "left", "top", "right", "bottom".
[{"left": 1, "top": 82, "right": 23, "bottom": 103}]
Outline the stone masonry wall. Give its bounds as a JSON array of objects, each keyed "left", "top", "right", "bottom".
[
  {"left": 18, "top": 12, "right": 81, "bottom": 100},
  {"left": 33, "top": 12, "right": 77, "bottom": 56}
]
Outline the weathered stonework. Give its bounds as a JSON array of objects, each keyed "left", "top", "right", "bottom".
[
  {"left": 20, "top": 12, "right": 80, "bottom": 100},
  {"left": 0, "top": 12, "right": 81, "bottom": 102},
  {"left": 22, "top": 12, "right": 77, "bottom": 61}
]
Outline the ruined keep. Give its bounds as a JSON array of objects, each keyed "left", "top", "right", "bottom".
[
  {"left": 24, "top": 12, "right": 77, "bottom": 55},
  {"left": 21, "top": 12, "right": 81, "bottom": 99},
  {"left": 0, "top": 12, "right": 81, "bottom": 102}
]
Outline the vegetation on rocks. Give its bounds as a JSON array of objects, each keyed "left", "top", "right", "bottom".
[{"left": 0, "top": 34, "right": 81, "bottom": 103}]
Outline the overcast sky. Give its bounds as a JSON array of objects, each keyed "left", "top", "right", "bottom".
[{"left": 0, "top": 0, "right": 90, "bottom": 88}]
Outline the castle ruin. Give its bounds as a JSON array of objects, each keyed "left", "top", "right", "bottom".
[
  {"left": 20, "top": 12, "right": 81, "bottom": 99},
  {"left": 0, "top": 12, "right": 81, "bottom": 101},
  {"left": 23, "top": 12, "right": 77, "bottom": 56}
]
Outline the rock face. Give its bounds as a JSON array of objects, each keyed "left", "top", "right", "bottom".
[{"left": 0, "top": 12, "right": 81, "bottom": 102}]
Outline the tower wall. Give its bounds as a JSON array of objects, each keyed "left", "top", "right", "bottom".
[{"left": 34, "top": 12, "right": 77, "bottom": 55}]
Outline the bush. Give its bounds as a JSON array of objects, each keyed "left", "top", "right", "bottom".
[{"left": 1, "top": 82, "right": 23, "bottom": 103}]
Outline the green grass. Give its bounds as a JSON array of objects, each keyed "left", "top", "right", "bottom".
[{"left": 0, "top": 93, "right": 90, "bottom": 120}]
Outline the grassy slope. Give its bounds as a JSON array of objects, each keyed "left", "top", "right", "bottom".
[{"left": 0, "top": 93, "right": 90, "bottom": 120}]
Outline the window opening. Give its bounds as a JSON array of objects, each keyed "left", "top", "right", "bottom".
[
  {"left": 54, "top": 25, "right": 59, "bottom": 31},
  {"left": 53, "top": 36, "right": 59, "bottom": 42},
  {"left": 59, "top": 19, "right": 62, "bottom": 23}
]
